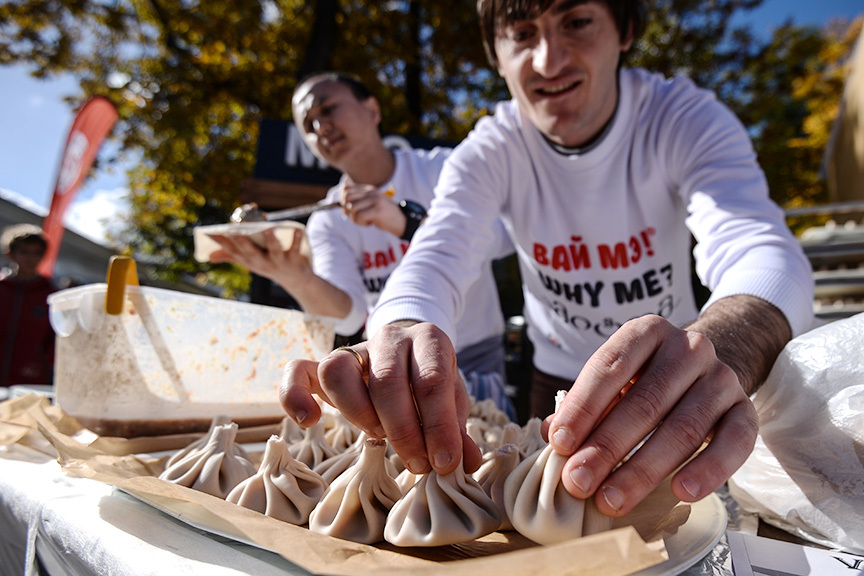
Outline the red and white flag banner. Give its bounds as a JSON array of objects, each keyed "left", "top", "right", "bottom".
[{"left": 39, "top": 96, "right": 119, "bottom": 278}]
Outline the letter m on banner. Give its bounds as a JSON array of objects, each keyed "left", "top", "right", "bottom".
[{"left": 38, "top": 96, "right": 119, "bottom": 278}]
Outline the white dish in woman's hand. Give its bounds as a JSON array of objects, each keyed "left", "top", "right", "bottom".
[{"left": 193, "top": 221, "right": 310, "bottom": 263}]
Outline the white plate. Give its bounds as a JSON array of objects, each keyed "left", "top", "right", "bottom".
[
  {"left": 193, "top": 221, "right": 310, "bottom": 263},
  {"left": 117, "top": 487, "right": 266, "bottom": 551},
  {"left": 120, "top": 483, "right": 726, "bottom": 575},
  {"left": 635, "top": 493, "right": 727, "bottom": 576}
]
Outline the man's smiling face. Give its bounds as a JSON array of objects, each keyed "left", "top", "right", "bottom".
[{"left": 493, "top": 0, "right": 632, "bottom": 147}]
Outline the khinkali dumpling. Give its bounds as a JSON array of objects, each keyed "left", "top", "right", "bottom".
[
  {"left": 308, "top": 438, "right": 402, "bottom": 544},
  {"left": 518, "top": 416, "right": 547, "bottom": 457},
  {"left": 318, "top": 398, "right": 339, "bottom": 428},
  {"left": 384, "top": 457, "right": 501, "bottom": 547},
  {"left": 472, "top": 422, "right": 522, "bottom": 479},
  {"left": 324, "top": 410, "right": 361, "bottom": 453},
  {"left": 469, "top": 397, "right": 511, "bottom": 427},
  {"left": 473, "top": 443, "right": 521, "bottom": 531},
  {"left": 278, "top": 414, "right": 304, "bottom": 445},
  {"left": 395, "top": 467, "right": 421, "bottom": 495},
  {"left": 289, "top": 420, "right": 338, "bottom": 469},
  {"left": 226, "top": 435, "right": 327, "bottom": 524},
  {"left": 503, "top": 442, "right": 612, "bottom": 544},
  {"left": 495, "top": 422, "right": 522, "bottom": 449},
  {"left": 388, "top": 450, "right": 406, "bottom": 475},
  {"left": 504, "top": 392, "right": 612, "bottom": 544},
  {"left": 482, "top": 424, "right": 504, "bottom": 451},
  {"left": 165, "top": 415, "right": 249, "bottom": 468},
  {"left": 466, "top": 419, "right": 493, "bottom": 455},
  {"left": 159, "top": 422, "right": 256, "bottom": 498},
  {"left": 314, "top": 432, "right": 399, "bottom": 485},
  {"left": 314, "top": 432, "right": 367, "bottom": 484}
]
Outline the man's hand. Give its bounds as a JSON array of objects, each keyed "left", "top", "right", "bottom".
[
  {"left": 546, "top": 313, "right": 761, "bottom": 518},
  {"left": 279, "top": 322, "right": 483, "bottom": 475},
  {"left": 340, "top": 183, "right": 407, "bottom": 237}
]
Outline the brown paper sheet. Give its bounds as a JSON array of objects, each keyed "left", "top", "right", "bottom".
[
  {"left": 89, "top": 422, "right": 281, "bottom": 456},
  {"left": 2, "top": 394, "right": 679, "bottom": 576},
  {"left": 0, "top": 394, "right": 82, "bottom": 456}
]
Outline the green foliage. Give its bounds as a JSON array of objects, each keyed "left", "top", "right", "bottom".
[
  {"left": 631, "top": 0, "right": 764, "bottom": 103},
  {"left": 1, "top": 0, "right": 503, "bottom": 294},
  {"left": 631, "top": 3, "right": 861, "bottom": 233},
  {"left": 1, "top": 0, "right": 860, "bottom": 295}
]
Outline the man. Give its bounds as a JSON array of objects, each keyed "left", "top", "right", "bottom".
[
  {"left": 279, "top": 0, "right": 814, "bottom": 518},
  {"left": 210, "top": 73, "right": 515, "bottom": 416},
  {"left": 1, "top": 224, "right": 57, "bottom": 388}
]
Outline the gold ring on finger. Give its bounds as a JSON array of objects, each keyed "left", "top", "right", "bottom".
[{"left": 334, "top": 346, "right": 364, "bottom": 372}]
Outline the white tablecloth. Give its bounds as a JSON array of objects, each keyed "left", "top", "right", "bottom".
[{"left": 0, "top": 446, "right": 311, "bottom": 576}]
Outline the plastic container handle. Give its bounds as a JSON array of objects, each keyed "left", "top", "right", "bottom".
[{"left": 105, "top": 256, "right": 139, "bottom": 315}]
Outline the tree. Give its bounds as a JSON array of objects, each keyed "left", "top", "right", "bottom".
[
  {"left": 630, "top": 0, "right": 765, "bottom": 104},
  {"left": 1, "top": 0, "right": 859, "bottom": 295},
  {"left": 629, "top": 3, "right": 861, "bottom": 229},
  {"left": 1, "top": 0, "right": 495, "bottom": 294},
  {"left": 747, "top": 17, "right": 862, "bottom": 234}
]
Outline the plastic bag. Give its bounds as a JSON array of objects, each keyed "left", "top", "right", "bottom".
[{"left": 728, "top": 313, "right": 864, "bottom": 553}]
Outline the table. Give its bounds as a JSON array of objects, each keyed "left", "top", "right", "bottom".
[{"left": 0, "top": 443, "right": 744, "bottom": 576}]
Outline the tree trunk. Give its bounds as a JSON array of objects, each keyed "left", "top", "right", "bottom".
[
  {"left": 405, "top": 0, "right": 423, "bottom": 134},
  {"left": 297, "top": 0, "right": 340, "bottom": 80}
]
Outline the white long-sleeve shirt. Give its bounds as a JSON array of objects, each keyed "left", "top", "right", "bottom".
[
  {"left": 369, "top": 68, "right": 814, "bottom": 381},
  {"left": 306, "top": 147, "right": 510, "bottom": 351}
]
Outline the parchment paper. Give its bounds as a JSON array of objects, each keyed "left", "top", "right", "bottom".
[{"left": 3, "top": 395, "right": 678, "bottom": 576}]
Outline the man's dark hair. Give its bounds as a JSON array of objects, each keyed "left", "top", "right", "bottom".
[
  {"left": 477, "top": 0, "right": 645, "bottom": 68},
  {"left": 293, "top": 72, "right": 373, "bottom": 103}
]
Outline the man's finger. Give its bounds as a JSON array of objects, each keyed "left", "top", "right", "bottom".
[
  {"left": 408, "top": 325, "right": 464, "bottom": 475},
  {"left": 366, "top": 326, "right": 431, "bottom": 474},
  {"left": 669, "top": 392, "right": 758, "bottom": 503},
  {"left": 317, "top": 343, "right": 385, "bottom": 441},
  {"left": 583, "top": 365, "right": 739, "bottom": 517},
  {"left": 279, "top": 359, "right": 325, "bottom": 427},
  {"left": 549, "top": 316, "right": 674, "bottom": 457}
]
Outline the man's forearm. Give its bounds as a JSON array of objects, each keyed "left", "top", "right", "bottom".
[{"left": 685, "top": 294, "right": 792, "bottom": 395}]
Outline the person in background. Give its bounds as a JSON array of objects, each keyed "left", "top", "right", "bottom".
[
  {"left": 279, "top": 0, "right": 814, "bottom": 519},
  {"left": 0, "top": 224, "right": 57, "bottom": 388},
  {"left": 209, "top": 72, "right": 516, "bottom": 418}
]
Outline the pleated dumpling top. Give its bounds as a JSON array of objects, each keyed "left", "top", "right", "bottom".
[
  {"left": 473, "top": 443, "right": 522, "bottom": 531},
  {"left": 384, "top": 456, "right": 501, "bottom": 547},
  {"left": 226, "top": 435, "right": 327, "bottom": 525},
  {"left": 165, "top": 414, "right": 249, "bottom": 468},
  {"left": 289, "top": 420, "right": 339, "bottom": 469},
  {"left": 503, "top": 391, "right": 613, "bottom": 544},
  {"left": 159, "top": 422, "right": 256, "bottom": 498},
  {"left": 308, "top": 438, "right": 402, "bottom": 544}
]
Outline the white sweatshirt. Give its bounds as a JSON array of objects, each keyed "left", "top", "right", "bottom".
[
  {"left": 369, "top": 68, "right": 814, "bottom": 381},
  {"left": 306, "top": 147, "right": 510, "bottom": 350}
]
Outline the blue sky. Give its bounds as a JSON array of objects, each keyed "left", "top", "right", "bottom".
[{"left": 0, "top": 0, "right": 861, "bottom": 245}]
